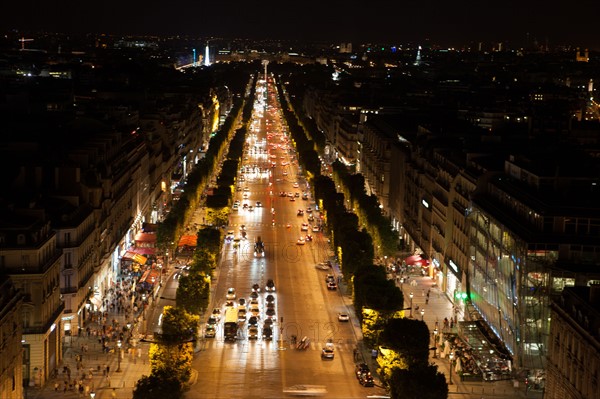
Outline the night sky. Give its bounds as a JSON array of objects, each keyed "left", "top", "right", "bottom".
[{"left": 2, "top": 0, "right": 599, "bottom": 48}]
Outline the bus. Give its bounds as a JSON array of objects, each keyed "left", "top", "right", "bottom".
[{"left": 224, "top": 308, "right": 238, "bottom": 341}]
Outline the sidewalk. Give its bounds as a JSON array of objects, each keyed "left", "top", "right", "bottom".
[
  {"left": 28, "top": 290, "right": 154, "bottom": 399},
  {"left": 396, "top": 275, "right": 542, "bottom": 399}
]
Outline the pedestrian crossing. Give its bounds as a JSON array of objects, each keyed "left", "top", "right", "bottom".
[{"left": 200, "top": 338, "right": 357, "bottom": 352}]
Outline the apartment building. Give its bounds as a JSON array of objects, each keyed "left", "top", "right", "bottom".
[
  {"left": 0, "top": 278, "right": 23, "bottom": 399},
  {"left": 0, "top": 211, "right": 64, "bottom": 388},
  {"left": 547, "top": 286, "right": 600, "bottom": 399}
]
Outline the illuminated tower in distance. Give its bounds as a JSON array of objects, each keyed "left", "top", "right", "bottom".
[
  {"left": 193, "top": 48, "right": 197, "bottom": 66},
  {"left": 204, "top": 44, "right": 211, "bottom": 66}
]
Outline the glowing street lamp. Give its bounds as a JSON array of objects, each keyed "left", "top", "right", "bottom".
[
  {"left": 448, "top": 352, "right": 454, "bottom": 384},
  {"left": 433, "top": 328, "right": 439, "bottom": 358},
  {"left": 116, "top": 340, "right": 122, "bottom": 372},
  {"left": 420, "top": 308, "right": 425, "bottom": 321},
  {"left": 409, "top": 292, "right": 414, "bottom": 318}
]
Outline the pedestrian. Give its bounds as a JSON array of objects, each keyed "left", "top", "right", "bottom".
[
  {"left": 54, "top": 382, "right": 59, "bottom": 391},
  {"left": 63, "top": 381, "right": 68, "bottom": 393},
  {"left": 427, "top": 289, "right": 430, "bottom": 298},
  {"left": 425, "top": 297, "right": 429, "bottom": 304},
  {"left": 106, "top": 374, "right": 111, "bottom": 388}
]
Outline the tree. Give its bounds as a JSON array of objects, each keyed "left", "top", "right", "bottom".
[
  {"left": 389, "top": 365, "right": 448, "bottom": 399},
  {"left": 133, "top": 369, "right": 184, "bottom": 399},
  {"left": 176, "top": 273, "right": 209, "bottom": 315},
  {"left": 379, "top": 318, "right": 430, "bottom": 368},
  {"left": 149, "top": 306, "right": 199, "bottom": 383}
]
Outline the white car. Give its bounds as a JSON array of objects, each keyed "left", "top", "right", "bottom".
[
  {"left": 226, "top": 288, "right": 236, "bottom": 300},
  {"left": 312, "top": 226, "right": 320, "bottom": 233},
  {"left": 297, "top": 237, "right": 305, "bottom": 245},
  {"left": 338, "top": 313, "right": 350, "bottom": 322},
  {"left": 301, "top": 223, "right": 309, "bottom": 231}
]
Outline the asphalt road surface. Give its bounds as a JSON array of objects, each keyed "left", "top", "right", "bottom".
[{"left": 187, "top": 76, "right": 388, "bottom": 398}]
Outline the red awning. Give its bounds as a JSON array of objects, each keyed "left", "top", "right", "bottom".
[
  {"left": 178, "top": 235, "right": 197, "bottom": 247},
  {"left": 134, "top": 232, "right": 157, "bottom": 244},
  {"left": 129, "top": 247, "right": 156, "bottom": 255},
  {"left": 405, "top": 255, "right": 430, "bottom": 267}
]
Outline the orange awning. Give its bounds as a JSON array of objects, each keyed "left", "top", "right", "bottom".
[
  {"left": 122, "top": 251, "right": 147, "bottom": 265},
  {"left": 178, "top": 235, "right": 197, "bottom": 247}
]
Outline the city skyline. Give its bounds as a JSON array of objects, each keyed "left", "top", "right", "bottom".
[{"left": 1, "top": 0, "right": 599, "bottom": 49}]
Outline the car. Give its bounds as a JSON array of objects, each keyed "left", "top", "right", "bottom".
[
  {"left": 266, "top": 308, "right": 276, "bottom": 317},
  {"left": 226, "top": 288, "right": 236, "bottom": 300},
  {"left": 315, "top": 263, "right": 329, "bottom": 270},
  {"left": 252, "top": 283, "right": 261, "bottom": 293},
  {"left": 232, "top": 204, "right": 239, "bottom": 211},
  {"left": 265, "top": 279, "right": 276, "bottom": 292},
  {"left": 250, "top": 305, "right": 260, "bottom": 317},
  {"left": 359, "top": 374, "right": 375, "bottom": 387},
  {"left": 297, "top": 209, "right": 304, "bottom": 216},
  {"left": 290, "top": 197, "right": 295, "bottom": 201},
  {"left": 207, "top": 315, "right": 219, "bottom": 326},
  {"left": 242, "top": 203, "right": 248, "bottom": 209},
  {"left": 307, "top": 215, "right": 315, "bottom": 222},
  {"left": 248, "top": 325, "right": 259, "bottom": 340},
  {"left": 248, "top": 316, "right": 259, "bottom": 326},
  {"left": 224, "top": 300, "right": 235, "bottom": 310},
  {"left": 321, "top": 348, "right": 335, "bottom": 360},
  {"left": 302, "top": 193, "right": 309, "bottom": 200},
  {"left": 306, "top": 207, "right": 312, "bottom": 213},
  {"left": 312, "top": 226, "right": 320, "bottom": 232},
  {"left": 294, "top": 192, "right": 300, "bottom": 197},
  {"left": 327, "top": 282, "right": 338, "bottom": 290},
  {"left": 326, "top": 274, "right": 335, "bottom": 283},
  {"left": 243, "top": 187, "right": 249, "bottom": 192},
  {"left": 266, "top": 302, "right": 275, "bottom": 309},
  {"left": 249, "top": 298, "right": 259, "bottom": 306},
  {"left": 204, "top": 325, "right": 216, "bottom": 338},
  {"left": 282, "top": 385, "right": 327, "bottom": 396},
  {"left": 338, "top": 313, "right": 350, "bottom": 322},
  {"left": 243, "top": 192, "right": 249, "bottom": 198},
  {"left": 262, "top": 326, "right": 273, "bottom": 340},
  {"left": 287, "top": 192, "right": 294, "bottom": 197},
  {"left": 283, "top": 171, "right": 288, "bottom": 176},
  {"left": 248, "top": 205, "right": 254, "bottom": 212},
  {"left": 211, "top": 308, "right": 221, "bottom": 321},
  {"left": 266, "top": 294, "right": 275, "bottom": 303},
  {"left": 237, "top": 306, "right": 247, "bottom": 321},
  {"left": 293, "top": 182, "right": 299, "bottom": 188},
  {"left": 355, "top": 363, "right": 371, "bottom": 379},
  {"left": 256, "top": 201, "right": 262, "bottom": 207},
  {"left": 297, "top": 237, "right": 305, "bottom": 245},
  {"left": 305, "top": 234, "right": 313, "bottom": 242},
  {"left": 238, "top": 298, "right": 246, "bottom": 306},
  {"left": 301, "top": 223, "right": 309, "bottom": 231}
]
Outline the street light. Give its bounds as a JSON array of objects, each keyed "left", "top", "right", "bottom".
[
  {"left": 433, "top": 328, "right": 438, "bottom": 358},
  {"left": 420, "top": 308, "right": 425, "bottom": 321},
  {"left": 448, "top": 352, "right": 454, "bottom": 385},
  {"left": 409, "top": 292, "right": 414, "bottom": 318},
  {"left": 116, "top": 340, "right": 122, "bottom": 372}
]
